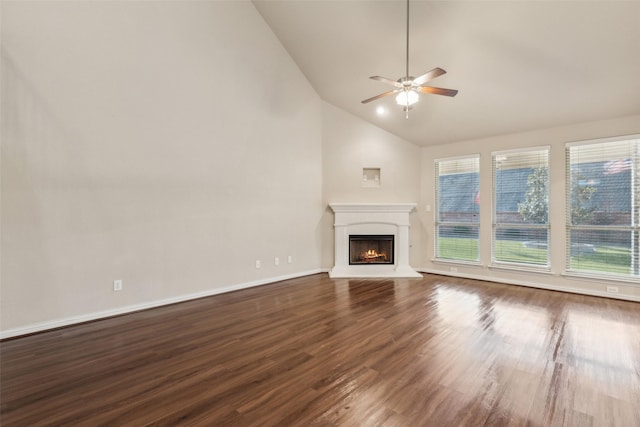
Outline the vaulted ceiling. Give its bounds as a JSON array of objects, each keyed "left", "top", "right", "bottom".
[{"left": 253, "top": 0, "right": 640, "bottom": 146}]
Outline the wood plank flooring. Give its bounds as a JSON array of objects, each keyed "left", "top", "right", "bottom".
[{"left": 1, "top": 273, "right": 639, "bottom": 426}]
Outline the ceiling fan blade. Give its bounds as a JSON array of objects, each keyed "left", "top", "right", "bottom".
[
  {"left": 361, "top": 89, "right": 400, "bottom": 104},
  {"left": 417, "top": 86, "right": 458, "bottom": 97},
  {"left": 412, "top": 68, "right": 446, "bottom": 86},
  {"left": 370, "top": 76, "right": 402, "bottom": 88}
]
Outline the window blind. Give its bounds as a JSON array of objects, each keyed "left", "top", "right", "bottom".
[
  {"left": 492, "top": 148, "right": 550, "bottom": 267},
  {"left": 435, "top": 156, "right": 480, "bottom": 262},
  {"left": 566, "top": 136, "right": 639, "bottom": 279}
]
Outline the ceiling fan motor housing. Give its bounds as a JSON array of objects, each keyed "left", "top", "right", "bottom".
[{"left": 399, "top": 77, "right": 415, "bottom": 86}]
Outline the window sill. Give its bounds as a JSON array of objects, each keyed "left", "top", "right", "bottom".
[
  {"left": 563, "top": 270, "right": 640, "bottom": 286},
  {"left": 432, "top": 258, "right": 482, "bottom": 267},
  {"left": 489, "top": 263, "right": 553, "bottom": 275}
]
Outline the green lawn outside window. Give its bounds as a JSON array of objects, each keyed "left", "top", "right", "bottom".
[{"left": 437, "top": 237, "right": 632, "bottom": 273}]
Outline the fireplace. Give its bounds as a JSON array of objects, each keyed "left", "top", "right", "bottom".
[
  {"left": 349, "top": 235, "right": 394, "bottom": 265},
  {"left": 329, "top": 203, "right": 422, "bottom": 278}
]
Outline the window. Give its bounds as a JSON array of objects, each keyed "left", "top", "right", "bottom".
[
  {"left": 566, "top": 135, "right": 639, "bottom": 280},
  {"left": 435, "top": 156, "right": 480, "bottom": 262},
  {"left": 492, "top": 148, "right": 550, "bottom": 267}
]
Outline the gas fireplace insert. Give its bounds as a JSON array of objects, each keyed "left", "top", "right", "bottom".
[{"left": 349, "top": 235, "right": 394, "bottom": 265}]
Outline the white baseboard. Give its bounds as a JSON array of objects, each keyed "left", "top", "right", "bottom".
[
  {"left": 417, "top": 267, "right": 640, "bottom": 303},
  {"left": 5, "top": 267, "right": 635, "bottom": 340},
  {"left": 0, "top": 269, "right": 324, "bottom": 340}
]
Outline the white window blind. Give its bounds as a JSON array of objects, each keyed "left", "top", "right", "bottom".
[
  {"left": 435, "top": 156, "right": 480, "bottom": 262},
  {"left": 492, "top": 148, "right": 550, "bottom": 267},
  {"left": 566, "top": 136, "right": 639, "bottom": 279}
]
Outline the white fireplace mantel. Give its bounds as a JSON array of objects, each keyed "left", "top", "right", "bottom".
[{"left": 329, "top": 203, "right": 422, "bottom": 278}]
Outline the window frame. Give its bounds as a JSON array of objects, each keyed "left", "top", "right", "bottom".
[
  {"left": 491, "top": 146, "right": 551, "bottom": 270},
  {"left": 565, "top": 134, "right": 640, "bottom": 282},
  {"left": 434, "top": 154, "right": 481, "bottom": 263}
]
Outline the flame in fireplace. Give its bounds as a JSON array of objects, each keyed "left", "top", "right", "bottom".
[{"left": 364, "top": 249, "right": 386, "bottom": 259}]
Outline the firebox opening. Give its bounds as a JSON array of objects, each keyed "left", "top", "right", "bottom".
[{"left": 349, "top": 235, "right": 394, "bottom": 265}]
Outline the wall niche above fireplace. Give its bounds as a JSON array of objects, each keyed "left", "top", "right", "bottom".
[{"left": 349, "top": 235, "right": 394, "bottom": 265}]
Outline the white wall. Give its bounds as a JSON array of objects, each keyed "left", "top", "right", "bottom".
[
  {"left": 321, "top": 102, "right": 423, "bottom": 268},
  {"left": 1, "top": 1, "right": 323, "bottom": 336},
  {"left": 419, "top": 114, "right": 640, "bottom": 301}
]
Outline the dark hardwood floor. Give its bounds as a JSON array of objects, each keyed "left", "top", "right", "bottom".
[{"left": 2, "top": 273, "right": 639, "bottom": 426}]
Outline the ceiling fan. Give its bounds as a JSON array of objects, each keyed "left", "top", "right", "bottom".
[{"left": 361, "top": 0, "right": 458, "bottom": 118}]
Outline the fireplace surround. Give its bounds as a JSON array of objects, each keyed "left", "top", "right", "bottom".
[{"left": 329, "top": 203, "right": 422, "bottom": 278}]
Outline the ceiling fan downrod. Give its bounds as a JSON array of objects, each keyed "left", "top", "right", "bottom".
[
  {"left": 404, "top": 0, "right": 410, "bottom": 119},
  {"left": 405, "top": 0, "right": 410, "bottom": 81}
]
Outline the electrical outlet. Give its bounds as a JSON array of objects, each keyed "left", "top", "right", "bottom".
[
  {"left": 255, "top": 260, "right": 261, "bottom": 269},
  {"left": 113, "top": 279, "right": 123, "bottom": 291},
  {"left": 275, "top": 257, "right": 279, "bottom": 266},
  {"left": 288, "top": 255, "right": 293, "bottom": 264},
  {"left": 606, "top": 286, "right": 619, "bottom": 293}
]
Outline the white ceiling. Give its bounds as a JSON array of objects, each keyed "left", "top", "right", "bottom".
[{"left": 253, "top": 0, "right": 640, "bottom": 147}]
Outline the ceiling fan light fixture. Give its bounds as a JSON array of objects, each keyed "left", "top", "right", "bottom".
[{"left": 395, "top": 90, "right": 419, "bottom": 106}]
